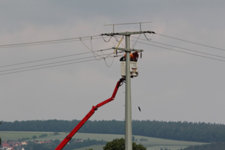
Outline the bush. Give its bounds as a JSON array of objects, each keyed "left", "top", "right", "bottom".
[
  {"left": 104, "top": 138, "right": 146, "bottom": 150},
  {"left": 39, "top": 134, "right": 48, "bottom": 138}
]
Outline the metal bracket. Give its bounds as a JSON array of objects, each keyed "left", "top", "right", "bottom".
[{"left": 112, "top": 47, "right": 143, "bottom": 52}]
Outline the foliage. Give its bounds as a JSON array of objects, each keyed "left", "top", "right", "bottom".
[
  {"left": 33, "top": 135, "right": 37, "bottom": 139},
  {"left": 181, "top": 142, "right": 225, "bottom": 150},
  {"left": 103, "top": 138, "right": 146, "bottom": 150},
  {"left": 39, "top": 134, "right": 48, "bottom": 138},
  {"left": 1, "top": 120, "right": 225, "bottom": 142}
]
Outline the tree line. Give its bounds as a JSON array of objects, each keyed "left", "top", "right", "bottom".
[
  {"left": 1, "top": 120, "right": 225, "bottom": 142},
  {"left": 181, "top": 142, "right": 225, "bottom": 150}
]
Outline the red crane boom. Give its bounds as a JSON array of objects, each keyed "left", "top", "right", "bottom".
[{"left": 55, "top": 78, "right": 125, "bottom": 150}]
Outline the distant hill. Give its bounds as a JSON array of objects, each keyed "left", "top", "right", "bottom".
[
  {"left": 182, "top": 142, "right": 225, "bottom": 150},
  {"left": 1, "top": 120, "right": 225, "bottom": 143}
]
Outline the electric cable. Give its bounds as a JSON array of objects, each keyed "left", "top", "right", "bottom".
[
  {"left": 143, "top": 33, "right": 153, "bottom": 41},
  {"left": 0, "top": 35, "right": 101, "bottom": 48},
  {"left": 114, "top": 36, "right": 121, "bottom": 43},
  {"left": 156, "top": 33, "right": 225, "bottom": 52},
  {"left": 115, "top": 36, "right": 125, "bottom": 48},
  {"left": 101, "top": 36, "right": 124, "bottom": 68},
  {"left": 90, "top": 37, "right": 102, "bottom": 61},
  {"left": 103, "top": 56, "right": 115, "bottom": 67},
  {"left": 90, "top": 36, "right": 105, "bottom": 61},
  {"left": 0, "top": 53, "right": 115, "bottom": 73},
  {"left": 0, "top": 59, "right": 96, "bottom": 76},
  {"left": 101, "top": 36, "right": 112, "bottom": 43},
  {"left": 97, "top": 48, "right": 114, "bottom": 52},
  {"left": 80, "top": 37, "right": 105, "bottom": 61},
  {"left": 132, "top": 34, "right": 142, "bottom": 48},
  {"left": 0, "top": 55, "right": 123, "bottom": 76},
  {"left": 134, "top": 40, "right": 225, "bottom": 63},
  {"left": 135, "top": 37, "right": 225, "bottom": 60},
  {"left": 80, "top": 37, "right": 117, "bottom": 65},
  {"left": 0, "top": 48, "right": 111, "bottom": 69}
]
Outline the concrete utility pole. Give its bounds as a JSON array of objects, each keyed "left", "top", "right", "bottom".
[
  {"left": 101, "top": 30, "right": 155, "bottom": 150},
  {"left": 125, "top": 35, "right": 132, "bottom": 150}
]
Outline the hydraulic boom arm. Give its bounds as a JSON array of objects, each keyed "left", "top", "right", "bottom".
[{"left": 55, "top": 78, "right": 124, "bottom": 150}]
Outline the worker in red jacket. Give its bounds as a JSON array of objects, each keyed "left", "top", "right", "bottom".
[{"left": 132, "top": 51, "right": 139, "bottom": 62}]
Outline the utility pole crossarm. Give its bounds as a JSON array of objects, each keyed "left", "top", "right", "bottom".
[
  {"left": 112, "top": 47, "right": 143, "bottom": 52},
  {"left": 101, "top": 31, "right": 155, "bottom": 36}
]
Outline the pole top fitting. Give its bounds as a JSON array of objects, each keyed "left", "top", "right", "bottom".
[{"left": 101, "top": 31, "right": 155, "bottom": 36}]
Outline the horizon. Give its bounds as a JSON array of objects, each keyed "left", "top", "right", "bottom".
[{"left": 1, "top": 119, "right": 225, "bottom": 125}]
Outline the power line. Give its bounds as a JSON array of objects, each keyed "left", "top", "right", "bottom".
[
  {"left": 136, "top": 37, "right": 225, "bottom": 59},
  {"left": 0, "top": 59, "right": 96, "bottom": 76},
  {"left": 0, "top": 55, "right": 122, "bottom": 76},
  {"left": 135, "top": 40, "right": 225, "bottom": 63},
  {"left": 0, "top": 53, "right": 115, "bottom": 73},
  {"left": 80, "top": 37, "right": 103, "bottom": 61},
  {"left": 156, "top": 33, "right": 225, "bottom": 52},
  {"left": 0, "top": 35, "right": 101, "bottom": 48},
  {"left": 101, "top": 36, "right": 112, "bottom": 43},
  {"left": 0, "top": 48, "right": 112, "bottom": 69},
  {"left": 132, "top": 34, "right": 141, "bottom": 48}
]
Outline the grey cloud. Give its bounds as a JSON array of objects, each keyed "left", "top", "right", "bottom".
[{"left": 0, "top": 1, "right": 225, "bottom": 124}]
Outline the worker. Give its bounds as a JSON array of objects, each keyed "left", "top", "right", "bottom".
[
  {"left": 124, "top": 53, "right": 134, "bottom": 61},
  {"left": 132, "top": 51, "right": 139, "bottom": 62}
]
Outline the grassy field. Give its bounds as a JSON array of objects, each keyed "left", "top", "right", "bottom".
[
  {"left": 0, "top": 131, "right": 206, "bottom": 150},
  {"left": 0, "top": 131, "right": 53, "bottom": 141},
  {"left": 73, "top": 145, "right": 188, "bottom": 150}
]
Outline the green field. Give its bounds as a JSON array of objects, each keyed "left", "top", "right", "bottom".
[{"left": 0, "top": 131, "right": 206, "bottom": 150}]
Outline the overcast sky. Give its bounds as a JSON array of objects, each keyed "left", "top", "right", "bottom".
[{"left": 1, "top": 1, "right": 225, "bottom": 124}]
